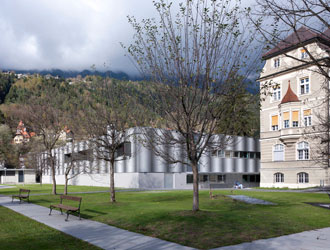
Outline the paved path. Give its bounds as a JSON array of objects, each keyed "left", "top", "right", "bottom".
[
  {"left": 0, "top": 185, "right": 15, "bottom": 189},
  {"left": 0, "top": 196, "right": 194, "bottom": 250}
]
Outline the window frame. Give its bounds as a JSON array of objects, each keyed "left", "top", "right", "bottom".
[
  {"left": 300, "top": 48, "right": 308, "bottom": 59},
  {"left": 292, "top": 121, "right": 299, "bottom": 127},
  {"left": 271, "top": 114, "right": 279, "bottom": 131},
  {"left": 272, "top": 84, "right": 281, "bottom": 102},
  {"left": 273, "top": 58, "right": 280, "bottom": 68},
  {"left": 300, "top": 77, "right": 310, "bottom": 95},
  {"left": 303, "top": 109, "right": 312, "bottom": 127},
  {"left": 304, "top": 116, "right": 312, "bottom": 126},
  {"left": 274, "top": 172, "right": 284, "bottom": 183},
  {"left": 297, "top": 141, "right": 309, "bottom": 160},
  {"left": 297, "top": 172, "right": 309, "bottom": 183},
  {"left": 273, "top": 144, "right": 284, "bottom": 162}
]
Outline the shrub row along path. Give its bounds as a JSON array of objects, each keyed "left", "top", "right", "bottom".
[{"left": 1, "top": 193, "right": 330, "bottom": 250}]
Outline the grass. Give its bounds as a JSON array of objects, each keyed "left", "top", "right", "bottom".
[
  {"left": 0, "top": 184, "right": 111, "bottom": 196},
  {"left": 3, "top": 186, "right": 328, "bottom": 249},
  {"left": 0, "top": 206, "right": 100, "bottom": 250}
]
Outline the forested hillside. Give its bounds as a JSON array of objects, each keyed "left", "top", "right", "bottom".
[{"left": 0, "top": 73, "right": 259, "bottom": 136}]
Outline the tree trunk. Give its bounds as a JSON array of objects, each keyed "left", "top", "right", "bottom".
[
  {"left": 40, "top": 172, "right": 43, "bottom": 186},
  {"left": 192, "top": 161, "right": 199, "bottom": 211},
  {"left": 64, "top": 175, "right": 68, "bottom": 195},
  {"left": 50, "top": 152, "right": 56, "bottom": 195},
  {"left": 110, "top": 160, "right": 116, "bottom": 203}
]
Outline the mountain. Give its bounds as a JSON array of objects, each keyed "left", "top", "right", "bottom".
[{"left": 1, "top": 69, "right": 143, "bottom": 81}]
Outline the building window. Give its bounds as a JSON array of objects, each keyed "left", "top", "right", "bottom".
[
  {"left": 304, "top": 109, "right": 312, "bottom": 126},
  {"left": 297, "top": 172, "right": 309, "bottom": 183},
  {"left": 304, "top": 116, "right": 312, "bottom": 126},
  {"left": 300, "top": 49, "right": 308, "bottom": 59},
  {"left": 116, "top": 142, "right": 131, "bottom": 158},
  {"left": 199, "top": 175, "right": 209, "bottom": 182},
  {"left": 272, "top": 86, "right": 281, "bottom": 101},
  {"left": 212, "top": 150, "right": 224, "bottom": 158},
  {"left": 186, "top": 174, "right": 193, "bottom": 184},
  {"left": 283, "top": 111, "right": 290, "bottom": 128},
  {"left": 292, "top": 111, "right": 299, "bottom": 127},
  {"left": 225, "top": 151, "right": 232, "bottom": 158},
  {"left": 271, "top": 115, "right": 279, "bottom": 131},
  {"left": 274, "top": 58, "right": 280, "bottom": 68},
  {"left": 273, "top": 144, "right": 284, "bottom": 161},
  {"left": 297, "top": 141, "right": 309, "bottom": 160},
  {"left": 300, "top": 77, "right": 310, "bottom": 94},
  {"left": 274, "top": 172, "right": 284, "bottom": 183},
  {"left": 241, "top": 152, "right": 249, "bottom": 158},
  {"left": 243, "top": 174, "right": 260, "bottom": 182},
  {"left": 217, "top": 175, "right": 226, "bottom": 183}
]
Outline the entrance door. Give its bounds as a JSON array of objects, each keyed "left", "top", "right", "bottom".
[
  {"left": 18, "top": 171, "right": 24, "bottom": 183},
  {"left": 164, "top": 173, "right": 173, "bottom": 189}
]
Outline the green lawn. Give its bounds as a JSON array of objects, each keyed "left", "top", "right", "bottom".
[
  {"left": 0, "top": 206, "right": 100, "bottom": 250},
  {"left": 0, "top": 184, "right": 110, "bottom": 196},
  {"left": 9, "top": 187, "right": 329, "bottom": 249}
]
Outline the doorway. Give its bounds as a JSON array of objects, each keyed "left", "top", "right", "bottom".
[{"left": 18, "top": 171, "right": 24, "bottom": 183}]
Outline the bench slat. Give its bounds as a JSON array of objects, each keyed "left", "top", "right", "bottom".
[
  {"left": 60, "top": 195, "right": 82, "bottom": 202},
  {"left": 51, "top": 204, "right": 79, "bottom": 211},
  {"left": 19, "top": 189, "right": 30, "bottom": 193}
]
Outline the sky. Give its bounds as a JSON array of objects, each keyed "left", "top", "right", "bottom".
[
  {"left": 0, "top": 0, "right": 256, "bottom": 76},
  {"left": 0, "top": 0, "right": 161, "bottom": 75}
]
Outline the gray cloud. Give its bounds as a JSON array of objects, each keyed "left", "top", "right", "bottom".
[
  {"left": 0, "top": 0, "right": 160, "bottom": 74},
  {"left": 0, "top": 0, "right": 256, "bottom": 75}
]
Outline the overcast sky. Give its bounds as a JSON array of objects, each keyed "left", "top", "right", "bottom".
[
  {"left": 0, "top": 0, "right": 255, "bottom": 75},
  {"left": 0, "top": 0, "right": 162, "bottom": 74}
]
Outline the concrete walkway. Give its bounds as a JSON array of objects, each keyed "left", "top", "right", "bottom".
[
  {"left": 0, "top": 185, "right": 15, "bottom": 189},
  {"left": 0, "top": 196, "right": 194, "bottom": 250},
  {"left": 1, "top": 196, "right": 330, "bottom": 250}
]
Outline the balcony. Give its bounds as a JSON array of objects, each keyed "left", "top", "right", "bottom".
[{"left": 279, "top": 127, "right": 302, "bottom": 144}]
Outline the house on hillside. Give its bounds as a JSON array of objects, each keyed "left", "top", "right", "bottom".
[
  {"left": 258, "top": 27, "right": 330, "bottom": 188},
  {"left": 13, "top": 121, "right": 35, "bottom": 144},
  {"left": 41, "top": 127, "right": 260, "bottom": 189}
]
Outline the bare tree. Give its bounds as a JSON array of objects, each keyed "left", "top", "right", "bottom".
[
  {"left": 23, "top": 140, "right": 45, "bottom": 185},
  {"left": 5, "top": 87, "right": 67, "bottom": 194},
  {"left": 125, "top": 0, "right": 260, "bottom": 211},
  {"left": 62, "top": 137, "right": 91, "bottom": 195},
  {"left": 82, "top": 77, "right": 136, "bottom": 203},
  {"left": 252, "top": 0, "right": 330, "bottom": 79}
]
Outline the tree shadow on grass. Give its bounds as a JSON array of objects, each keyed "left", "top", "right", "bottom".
[{"left": 304, "top": 202, "right": 330, "bottom": 210}]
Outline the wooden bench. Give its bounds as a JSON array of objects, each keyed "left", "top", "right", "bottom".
[
  {"left": 49, "top": 195, "right": 82, "bottom": 221},
  {"left": 12, "top": 189, "right": 30, "bottom": 203}
]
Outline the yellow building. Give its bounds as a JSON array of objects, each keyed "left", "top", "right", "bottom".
[{"left": 259, "top": 27, "right": 330, "bottom": 188}]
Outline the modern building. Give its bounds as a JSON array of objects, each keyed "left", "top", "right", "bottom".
[
  {"left": 258, "top": 27, "right": 330, "bottom": 188},
  {"left": 41, "top": 127, "right": 260, "bottom": 189}
]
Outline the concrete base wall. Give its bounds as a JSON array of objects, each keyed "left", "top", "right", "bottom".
[
  {"left": 260, "top": 162, "right": 329, "bottom": 188},
  {"left": 42, "top": 172, "right": 260, "bottom": 189}
]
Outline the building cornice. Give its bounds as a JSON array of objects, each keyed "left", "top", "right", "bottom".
[{"left": 257, "top": 57, "right": 330, "bottom": 82}]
